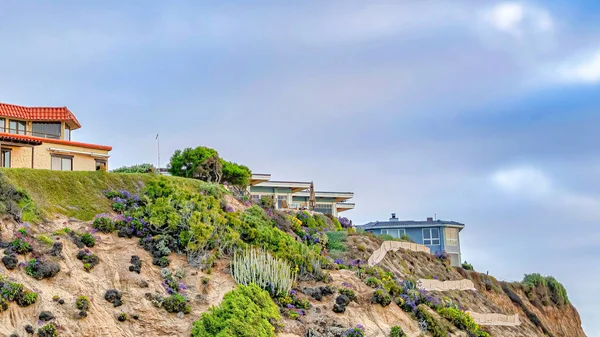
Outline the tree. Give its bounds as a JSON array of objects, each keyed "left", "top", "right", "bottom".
[
  {"left": 221, "top": 160, "right": 252, "bottom": 187},
  {"left": 168, "top": 146, "right": 222, "bottom": 182}
]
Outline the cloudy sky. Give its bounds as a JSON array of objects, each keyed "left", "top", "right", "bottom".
[{"left": 1, "top": 0, "right": 599, "bottom": 334}]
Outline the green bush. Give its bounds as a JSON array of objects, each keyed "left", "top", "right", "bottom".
[
  {"left": 76, "top": 296, "right": 90, "bottom": 311},
  {"left": 371, "top": 289, "right": 392, "bottom": 306},
  {"left": 163, "top": 293, "right": 191, "bottom": 314},
  {"left": 523, "top": 273, "right": 569, "bottom": 306},
  {"left": 191, "top": 284, "right": 280, "bottom": 337},
  {"left": 417, "top": 304, "right": 448, "bottom": 337},
  {"left": 389, "top": 326, "right": 407, "bottom": 337},
  {"left": 38, "top": 323, "right": 58, "bottom": 337},
  {"left": 10, "top": 238, "right": 32, "bottom": 254},
  {"left": 37, "top": 234, "right": 54, "bottom": 245},
  {"left": 112, "top": 163, "right": 155, "bottom": 173},
  {"left": 461, "top": 261, "right": 474, "bottom": 270},
  {"left": 365, "top": 277, "right": 383, "bottom": 288},
  {"left": 325, "top": 231, "right": 348, "bottom": 252},
  {"left": 438, "top": 307, "right": 478, "bottom": 331},
  {"left": 81, "top": 233, "right": 96, "bottom": 247},
  {"left": 93, "top": 216, "right": 115, "bottom": 233},
  {"left": 21, "top": 291, "right": 38, "bottom": 306},
  {"left": 339, "top": 288, "right": 357, "bottom": 302},
  {"left": 232, "top": 248, "right": 296, "bottom": 297}
]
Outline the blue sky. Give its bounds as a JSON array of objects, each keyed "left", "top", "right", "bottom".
[{"left": 1, "top": 1, "right": 599, "bottom": 334}]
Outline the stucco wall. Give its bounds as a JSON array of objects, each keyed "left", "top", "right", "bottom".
[
  {"left": 368, "top": 227, "right": 445, "bottom": 254},
  {"left": 2, "top": 142, "right": 109, "bottom": 171}
]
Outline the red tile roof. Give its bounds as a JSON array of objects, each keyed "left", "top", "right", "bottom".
[
  {"left": 0, "top": 132, "right": 112, "bottom": 151},
  {"left": 0, "top": 102, "right": 81, "bottom": 129}
]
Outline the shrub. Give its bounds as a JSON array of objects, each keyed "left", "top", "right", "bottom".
[
  {"left": 232, "top": 248, "right": 296, "bottom": 297},
  {"left": 81, "top": 233, "right": 96, "bottom": 247},
  {"left": 93, "top": 215, "right": 115, "bottom": 233},
  {"left": 112, "top": 163, "right": 155, "bottom": 173},
  {"left": 371, "top": 289, "right": 392, "bottom": 306},
  {"left": 25, "top": 258, "right": 61, "bottom": 280},
  {"left": 339, "top": 288, "right": 357, "bottom": 302},
  {"left": 117, "top": 313, "right": 128, "bottom": 322},
  {"left": 461, "top": 261, "right": 474, "bottom": 270},
  {"left": 325, "top": 231, "right": 348, "bottom": 252},
  {"left": 76, "top": 296, "right": 90, "bottom": 311},
  {"left": 365, "top": 277, "right": 383, "bottom": 288},
  {"left": 343, "top": 325, "right": 365, "bottom": 337},
  {"left": 389, "top": 326, "right": 407, "bottom": 337},
  {"left": 105, "top": 289, "right": 123, "bottom": 307},
  {"left": 38, "top": 323, "right": 58, "bottom": 337},
  {"left": 400, "top": 233, "right": 414, "bottom": 242},
  {"left": 2, "top": 255, "right": 18, "bottom": 270},
  {"left": 10, "top": 238, "right": 32, "bottom": 254},
  {"left": 163, "top": 293, "right": 191, "bottom": 314},
  {"left": 19, "top": 291, "right": 38, "bottom": 307},
  {"left": 438, "top": 307, "right": 478, "bottom": 331},
  {"left": 522, "top": 273, "right": 569, "bottom": 306},
  {"left": 37, "top": 234, "right": 54, "bottom": 245},
  {"left": 416, "top": 305, "right": 448, "bottom": 337},
  {"left": 76, "top": 250, "right": 100, "bottom": 271},
  {"left": 338, "top": 217, "right": 353, "bottom": 229},
  {"left": 191, "top": 284, "right": 280, "bottom": 337},
  {"left": 259, "top": 196, "right": 274, "bottom": 209}
]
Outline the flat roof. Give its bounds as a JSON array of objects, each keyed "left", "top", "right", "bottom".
[{"left": 360, "top": 219, "right": 465, "bottom": 230}]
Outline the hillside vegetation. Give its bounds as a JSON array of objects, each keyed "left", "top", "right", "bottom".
[{"left": 0, "top": 168, "right": 587, "bottom": 337}]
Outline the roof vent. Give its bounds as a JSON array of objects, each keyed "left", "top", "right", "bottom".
[
  {"left": 389, "top": 213, "right": 398, "bottom": 221},
  {"left": 427, "top": 217, "right": 434, "bottom": 222}
]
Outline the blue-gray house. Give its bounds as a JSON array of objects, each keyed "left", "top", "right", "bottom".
[{"left": 360, "top": 214, "right": 465, "bottom": 266}]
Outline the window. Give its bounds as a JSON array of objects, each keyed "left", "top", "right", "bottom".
[
  {"left": 381, "top": 228, "right": 406, "bottom": 239},
  {"left": 51, "top": 155, "right": 73, "bottom": 171},
  {"left": 251, "top": 195, "right": 261, "bottom": 202},
  {"left": 32, "top": 122, "right": 61, "bottom": 139},
  {"left": 423, "top": 228, "right": 440, "bottom": 246},
  {"left": 1, "top": 149, "right": 10, "bottom": 168},
  {"left": 445, "top": 228, "right": 458, "bottom": 246},
  {"left": 95, "top": 159, "right": 107, "bottom": 171},
  {"left": 0, "top": 119, "right": 5, "bottom": 132},
  {"left": 8, "top": 120, "right": 26, "bottom": 135},
  {"left": 64, "top": 126, "right": 71, "bottom": 141}
]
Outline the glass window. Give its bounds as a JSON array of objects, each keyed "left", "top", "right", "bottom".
[
  {"left": 8, "top": 120, "right": 26, "bottom": 135},
  {"left": 445, "top": 228, "right": 458, "bottom": 246},
  {"left": 64, "top": 126, "right": 71, "bottom": 141},
  {"left": 0, "top": 119, "right": 5, "bottom": 132},
  {"left": 51, "top": 155, "right": 72, "bottom": 171},
  {"left": 381, "top": 228, "right": 406, "bottom": 238},
  {"left": 32, "top": 122, "right": 61, "bottom": 139},
  {"left": 1, "top": 149, "right": 11, "bottom": 168},
  {"left": 423, "top": 228, "right": 440, "bottom": 246},
  {"left": 95, "top": 159, "right": 107, "bottom": 171}
]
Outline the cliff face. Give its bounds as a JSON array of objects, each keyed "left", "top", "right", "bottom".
[{"left": 0, "top": 170, "right": 587, "bottom": 337}]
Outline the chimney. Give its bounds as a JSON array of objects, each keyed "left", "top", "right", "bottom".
[
  {"left": 427, "top": 217, "right": 433, "bottom": 222},
  {"left": 389, "top": 213, "right": 398, "bottom": 221}
]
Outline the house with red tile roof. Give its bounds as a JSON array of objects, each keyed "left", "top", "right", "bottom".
[{"left": 0, "top": 102, "right": 111, "bottom": 171}]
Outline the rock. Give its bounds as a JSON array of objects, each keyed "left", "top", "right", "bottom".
[
  {"left": 105, "top": 289, "right": 123, "bottom": 307},
  {"left": 335, "top": 295, "right": 350, "bottom": 306},
  {"left": 327, "top": 326, "right": 348, "bottom": 337},
  {"left": 10, "top": 334, "right": 18, "bottom": 337},
  {"left": 2, "top": 254, "right": 18, "bottom": 270},
  {"left": 25, "top": 325, "right": 34, "bottom": 334},
  {"left": 39, "top": 311, "right": 55, "bottom": 322},
  {"left": 332, "top": 303, "right": 346, "bottom": 313},
  {"left": 76, "top": 310, "right": 88, "bottom": 319},
  {"left": 138, "top": 280, "right": 149, "bottom": 288},
  {"left": 49, "top": 242, "right": 63, "bottom": 257},
  {"left": 58, "top": 299, "right": 65, "bottom": 305},
  {"left": 306, "top": 329, "right": 320, "bottom": 337},
  {"left": 303, "top": 286, "right": 335, "bottom": 301},
  {"left": 177, "top": 312, "right": 184, "bottom": 319}
]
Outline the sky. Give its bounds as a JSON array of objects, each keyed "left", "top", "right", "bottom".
[{"left": 1, "top": 0, "right": 599, "bottom": 334}]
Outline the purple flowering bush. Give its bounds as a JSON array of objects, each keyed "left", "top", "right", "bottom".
[{"left": 342, "top": 325, "right": 365, "bottom": 337}]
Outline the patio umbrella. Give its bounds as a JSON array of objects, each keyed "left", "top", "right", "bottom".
[{"left": 309, "top": 181, "right": 316, "bottom": 210}]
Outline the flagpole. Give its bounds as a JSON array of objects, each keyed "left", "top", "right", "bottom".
[{"left": 156, "top": 134, "right": 160, "bottom": 173}]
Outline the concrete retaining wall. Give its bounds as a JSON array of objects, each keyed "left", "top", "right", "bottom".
[
  {"left": 465, "top": 311, "right": 521, "bottom": 326},
  {"left": 417, "top": 279, "right": 476, "bottom": 291}
]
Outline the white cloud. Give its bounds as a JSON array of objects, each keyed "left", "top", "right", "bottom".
[
  {"left": 491, "top": 166, "right": 552, "bottom": 196},
  {"left": 556, "top": 51, "right": 600, "bottom": 84},
  {"left": 484, "top": 2, "right": 553, "bottom": 38}
]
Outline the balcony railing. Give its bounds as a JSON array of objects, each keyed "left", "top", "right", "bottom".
[{"left": 1, "top": 128, "right": 61, "bottom": 140}]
